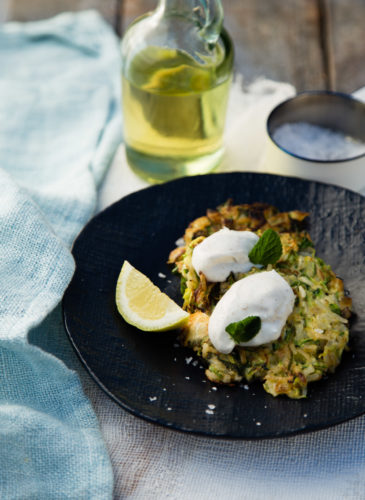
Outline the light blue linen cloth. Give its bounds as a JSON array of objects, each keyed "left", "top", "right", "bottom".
[{"left": 0, "top": 11, "right": 122, "bottom": 499}]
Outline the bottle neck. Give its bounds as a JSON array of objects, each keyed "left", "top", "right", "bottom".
[{"left": 157, "top": 0, "right": 224, "bottom": 44}]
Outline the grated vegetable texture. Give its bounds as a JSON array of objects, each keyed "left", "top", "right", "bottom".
[{"left": 168, "top": 200, "right": 352, "bottom": 399}]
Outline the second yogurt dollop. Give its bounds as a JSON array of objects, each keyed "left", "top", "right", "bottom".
[{"left": 208, "top": 270, "right": 295, "bottom": 354}]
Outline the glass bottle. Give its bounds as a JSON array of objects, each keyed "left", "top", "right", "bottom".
[{"left": 121, "top": 0, "right": 233, "bottom": 183}]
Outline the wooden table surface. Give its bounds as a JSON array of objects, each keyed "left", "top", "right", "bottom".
[{"left": 6, "top": 0, "right": 365, "bottom": 93}]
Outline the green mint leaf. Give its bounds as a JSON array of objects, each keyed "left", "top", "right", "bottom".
[
  {"left": 248, "top": 229, "right": 282, "bottom": 266},
  {"left": 226, "top": 316, "right": 261, "bottom": 343},
  {"left": 330, "top": 303, "right": 342, "bottom": 315}
]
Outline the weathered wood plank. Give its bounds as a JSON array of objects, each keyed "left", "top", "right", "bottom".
[
  {"left": 120, "top": 0, "right": 156, "bottom": 25},
  {"left": 120, "top": 0, "right": 327, "bottom": 90},
  {"left": 224, "top": 0, "right": 326, "bottom": 90},
  {"left": 329, "top": 0, "right": 365, "bottom": 93},
  {"left": 7, "top": 0, "right": 365, "bottom": 94}
]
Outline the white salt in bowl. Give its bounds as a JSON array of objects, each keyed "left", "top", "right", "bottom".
[{"left": 261, "top": 91, "right": 365, "bottom": 191}]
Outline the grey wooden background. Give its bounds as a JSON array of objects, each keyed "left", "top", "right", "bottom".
[{"left": 6, "top": 0, "right": 365, "bottom": 93}]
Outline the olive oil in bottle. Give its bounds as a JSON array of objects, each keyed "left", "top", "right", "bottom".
[{"left": 121, "top": 1, "right": 233, "bottom": 183}]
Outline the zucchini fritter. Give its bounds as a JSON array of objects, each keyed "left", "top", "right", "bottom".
[{"left": 169, "top": 200, "right": 351, "bottom": 399}]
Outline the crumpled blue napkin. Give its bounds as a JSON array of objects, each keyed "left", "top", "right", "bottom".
[{"left": 0, "top": 11, "right": 122, "bottom": 499}]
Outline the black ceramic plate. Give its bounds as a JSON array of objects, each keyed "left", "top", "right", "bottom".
[{"left": 63, "top": 172, "right": 365, "bottom": 438}]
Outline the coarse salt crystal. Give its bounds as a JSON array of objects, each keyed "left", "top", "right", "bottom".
[
  {"left": 158, "top": 272, "right": 166, "bottom": 278},
  {"left": 205, "top": 409, "right": 214, "bottom": 415},
  {"left": 273, "top": 122, "right": 365, "bottom": 161},
  {"left": 208, "top": 404, "right": 216, "bottom": 410},
  {"left": 149, "top": 396, "right": 157, "bottom": 402}
]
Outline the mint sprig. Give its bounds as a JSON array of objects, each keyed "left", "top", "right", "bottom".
[
  {"left": 226, "top": 316, "right": 261, "bottom": 343},
  {"left": 248, "top": 229, "right": 282, "bottom": 266}
]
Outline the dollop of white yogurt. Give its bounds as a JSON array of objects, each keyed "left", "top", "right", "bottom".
[
  {"left": 208, "top": 270, "right": 295, "bottom": 354},
  {"left": 192, "top": 227, "right": 260, "bottom": 282}
]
